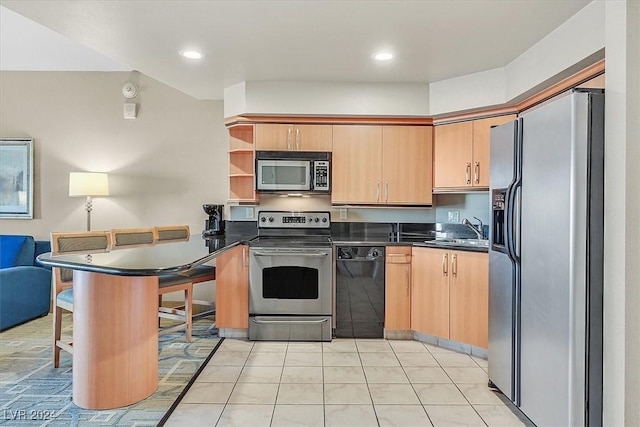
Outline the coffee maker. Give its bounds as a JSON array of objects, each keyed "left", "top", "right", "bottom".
[{"left": 202, "top": 204, "right": 225, "bottom": 236}]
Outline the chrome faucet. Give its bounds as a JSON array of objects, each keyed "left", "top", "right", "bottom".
[{"left": 462, "top": 217, "right": 484, "bottom": 239}]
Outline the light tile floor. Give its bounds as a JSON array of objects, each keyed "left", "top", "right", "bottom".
[{"left": 164, "top": 339, "right": 532, "bottom": 427}]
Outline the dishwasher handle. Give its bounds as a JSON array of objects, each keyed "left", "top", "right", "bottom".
[{"left": 251, "top": 318, "right": 328, "bottom": 325}]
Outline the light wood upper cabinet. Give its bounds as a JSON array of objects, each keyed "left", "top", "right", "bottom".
[
  {"left": 471, "top": 115, "right": 516, "bottom": 188},
  {"left": 411, "top": 247, "right": 489, "bottom": 349},
  {"left": 255, "top": 123, "right": 332, "bottom": 151},
  {"left": 332, "top": 125, "right": 383, "bottom": 204},
  {"left": 332, "top": 125, "right": 432, "bottom": 205},
  {"left": 382, "top": 126, "right": 433, "bottom": 205},
  {"left": 433, "top": 121, "right": 474, "bottom": 189},
  {"left": 433, "top": 115, "right": 515, "bottom": 190},
  {"left": 215, "top": 245, "right": 249, "bottom": 329},
  {"left": 385, "top": 246, "right": 412, "bottom": 331}
]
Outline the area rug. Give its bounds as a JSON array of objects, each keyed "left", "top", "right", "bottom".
[{"left": 0, "top": 313, "right": 220, "bottom": 426}]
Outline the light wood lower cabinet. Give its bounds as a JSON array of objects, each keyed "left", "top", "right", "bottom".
[
  {"left": 411, "top": 247, "right": 450, "bottom": 338},
  {"left": 411, "top": 247, "right": 488, "bottom": 349},
  {"left": 449, "top": 250, "right": 488, "bottom": 348},
  {"left": 215, "top": 244, "right": 249, "bottom": 328},
  {"left": 384, "top": 246, "right": 412, "bottom": 330}
]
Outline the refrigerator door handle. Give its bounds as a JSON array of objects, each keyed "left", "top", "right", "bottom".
[
  {"left": 510, "top": 118, "right": 523, "bottom": 263},
  {"left": 505, "top": 118, "right": 522, "bottom": 263},
  {"left": 506, "top": 180, "right": 521, "bottom": 263}
]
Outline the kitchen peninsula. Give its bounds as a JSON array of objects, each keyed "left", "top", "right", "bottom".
[{"left": 36, "top": 235, "right": 246, "bottom": 410}]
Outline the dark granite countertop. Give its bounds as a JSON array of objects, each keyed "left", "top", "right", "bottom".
[
  {"left": 37, "top": 235, "right": 250, "bottom": 276},
  {"left": 413, "top": 240, "right": 489, "bottom": 253},
  {"left": 330, "top": 222, "right": 488, "bottom": 252},
  {"left": 221, "top": 220, "right": 488, "bottom": 252}
]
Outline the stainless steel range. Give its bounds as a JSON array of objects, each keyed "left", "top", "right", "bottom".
[{"left": 249, "top": 211, "right": 333, "bottom": 341}]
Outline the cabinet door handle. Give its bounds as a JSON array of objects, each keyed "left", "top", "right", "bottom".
[
  {"left": 296, "top": 128, "right": 300, "bottom": 150},
  {"left": 452, "top": 253, "right": 457, "bottom": 276},
  {"left": 405, "top": 266, "right": 410, "bottom": 291},
  {"left": 242, "top": 247, "right": 248, "bottom": 269},
  {"left": 376, "top": 180, "right": 381, "bottom": 202},
  {"left": 385, "top": 181, "right": 389, "bottom": 202},
  {"left": 287, "top": 128, "right": 292, "bottom": 150},
  {"left": 466, "top": 163, "right": 472, "bottom": 185},
  {"left": 387, "top": 254, "right": 408, "bottom": 264},
  {"left": 442, "top": 253, "right": 448, "bottom": 276},
  {"left": 474, "top": 162, "right": 480, "bottom": 184}
]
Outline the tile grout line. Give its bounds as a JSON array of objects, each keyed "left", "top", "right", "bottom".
[
  {"left": 359, "top": 340, "right": 383, "bottom": 427},
  {"left": 396, "top": 341, "right": 436, "bottom": 426},
  {"left": 322, "top": 342, "right": 326, "bottom": 427},
  {"left": 216, "top": 341, "right": 252, "bottom": 427},
  {"left": 429, "top": 345, "right": 491, "bottom": 427}
]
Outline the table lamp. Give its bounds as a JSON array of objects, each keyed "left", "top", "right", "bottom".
[{"left": 69, "top": 172, "right": 109, "bottom": 231}]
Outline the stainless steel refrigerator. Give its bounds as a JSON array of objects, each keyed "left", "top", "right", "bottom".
[{"left": 488, "top": 89, "right": 604, "bottom": 426}]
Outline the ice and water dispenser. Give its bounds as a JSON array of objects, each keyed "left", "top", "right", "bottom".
[{"left": 492, "top": 190, "right": 506, "bottom": 251}]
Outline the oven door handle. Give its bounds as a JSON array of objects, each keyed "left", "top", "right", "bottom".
[
  {"left": 251, "top": 318, "right": 329, "bottom": 325},
  {"left": 251, "top": 251, "right": 329, "bottom": 257}
]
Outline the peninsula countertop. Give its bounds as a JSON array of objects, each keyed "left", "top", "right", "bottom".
[{"left": 37, "top": 234, "right": 250, "bottom": 276}]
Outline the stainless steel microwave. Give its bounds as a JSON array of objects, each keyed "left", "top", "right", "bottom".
[{"left": 256, "top": 151, "right": 331, "bottom": 193}]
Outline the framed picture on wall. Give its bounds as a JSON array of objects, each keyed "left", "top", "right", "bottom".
[{"left": 0, "top": 138, "right": 34, "bottom": 219}]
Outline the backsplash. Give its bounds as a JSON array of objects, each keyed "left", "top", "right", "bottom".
[{"left": 229, "top": 193, "right": 489, "bottom": 225}]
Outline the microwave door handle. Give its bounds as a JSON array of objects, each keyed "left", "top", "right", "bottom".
[{"left": 310, "top": 163, "right": 315, "bottom": 191}]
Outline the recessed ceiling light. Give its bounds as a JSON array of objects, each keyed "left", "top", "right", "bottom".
[
  {"left": 180, "top": 50, "right": 203, "bottom": 59},
  {"left": 374, "top": 52, "right": 393, "bottom": 61}
]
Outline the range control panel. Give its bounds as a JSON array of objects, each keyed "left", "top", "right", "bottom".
[{"left": 258, "top": 211, "right": 331, "bottom": 229}]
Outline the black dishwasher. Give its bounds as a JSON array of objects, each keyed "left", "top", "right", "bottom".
[{"left": 335, "top": 246, "right": 385, "bottom": 338}]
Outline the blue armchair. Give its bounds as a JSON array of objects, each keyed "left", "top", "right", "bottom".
[{"left": 0, "top": 235, "right": 52, "bottom": 331}]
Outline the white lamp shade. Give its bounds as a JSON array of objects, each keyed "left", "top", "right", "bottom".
[{"left": 69, "top": 172, "right": 110, "bottom": 197}]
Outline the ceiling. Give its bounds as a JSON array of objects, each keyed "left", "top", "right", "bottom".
[{"left": 0, "top": 1, "right": 591, "bottom": 100}]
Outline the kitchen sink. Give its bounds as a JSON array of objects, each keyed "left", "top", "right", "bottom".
[{"left": 432, "top": 238, "right": 489, "bottom": 248}]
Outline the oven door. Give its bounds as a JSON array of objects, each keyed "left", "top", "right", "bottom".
[
  {"left": 256, "top": 160, "right": 311, "bottom": 191},
  {"left": 249, "top": 247, "right": 332, "bottom": 315}
]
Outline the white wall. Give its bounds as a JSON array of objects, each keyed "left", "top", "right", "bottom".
[
  {"left": 224, "top": 81, "right": 430, "bottom": 118},
  {"left": 0, "top": 71, "right": 228, "bottom": 239},
  {"left": 0, "top": 71, "right": 228, "bottom": 301},
  {"left": 504, "top": 0, "right": 605, "bottom": 102},
  {"left": 603, "top": 1, "right": 640, "bottom": 425},
  {"left": 429, "top": 68, "right": 506, "bottom": 115}
]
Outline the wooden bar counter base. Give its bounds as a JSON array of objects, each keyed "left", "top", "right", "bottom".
[{"left": 72, "top": 271, "right": 159, "bottom": 409}]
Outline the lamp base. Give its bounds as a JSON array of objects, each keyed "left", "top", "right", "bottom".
[{"left": 85, "top": 196, "right": 93, "bottom": 231}]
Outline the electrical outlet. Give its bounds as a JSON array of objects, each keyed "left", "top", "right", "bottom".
[
  {"left": 245, "top": 207, "right": 254, "bottom": 219},
  {"left": 447, "top": 210, "right": 460, "bottom": 222},
  {"left": 339, "top": 208, "right": 348, "bottom": 220}
]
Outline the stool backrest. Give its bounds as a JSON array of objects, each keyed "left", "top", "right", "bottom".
[
  {"left": 154, "top": 225, "right": 190, "bottom": 242},
  {"left": 111, "top": 227, "right": 155, "bottom": 248}
]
